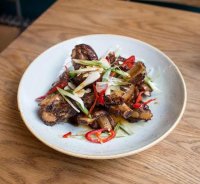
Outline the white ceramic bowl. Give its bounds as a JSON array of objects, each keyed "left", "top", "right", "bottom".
[{"left": 18, "top": 34, "right": 186, "bottom": 159}]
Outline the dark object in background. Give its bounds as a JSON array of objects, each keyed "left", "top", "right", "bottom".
[
  {"left": 131, "top": 0, "right": 200, "bottom": 13},
  {"left": 0, "top": 0, "right": 56, "bottom": 28}
]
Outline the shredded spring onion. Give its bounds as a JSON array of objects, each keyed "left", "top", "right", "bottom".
[
  {"left": 102, "top": 69, "right": 111, "bottom": 82},
  {"left": 57, "top": 89, "right": 80, "bottom": 113},
  {"left": 74, "top": 88, "right": 91, "bottom": 98},
  {"left": 144, "top": 77, "right": 161, "bottom": 92},
  {"left": 111, "top": 68, "right": 130, "bottom": 78},
  {"left": 69, "top": 66, "right": 103, "bottom": 75},
  {"left": 68, "top": 82, "right": 76, "bottom": 89},
  {"left": 73, "top": 59, "right": 110, "bottom": 69},
  {"left": 119, "top": 124, "right": 133, "bottom": 135},
  {"left": 76, "top": 102, "right": 90, "bottom": 116},
  {"left": 57, "top": 88, "right": 89, "bottom": 115},
  {"left": 74, "top": 71, "right": 100, "bottom": 93}
]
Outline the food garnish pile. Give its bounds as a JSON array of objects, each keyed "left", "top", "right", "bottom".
[{"left": 36, "top": 44, "right": 157, "bottom": 143}]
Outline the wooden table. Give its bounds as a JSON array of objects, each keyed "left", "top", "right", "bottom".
[{"left": 0, "top": 0, "right": 200, "bottom": 183}]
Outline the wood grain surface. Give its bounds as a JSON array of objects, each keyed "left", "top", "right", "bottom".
[
  {"left": 0, "top": 0, "right": 200, "bottom": 183},
  {"left": 0, "top": 25, "right": 20, "bottom": 52}
]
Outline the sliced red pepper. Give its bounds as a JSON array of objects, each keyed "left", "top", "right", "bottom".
[
  {"left": 36, "top": 67, "right": 68, "bottom": 101},
  {"left": 143, "top": 98, "right": 156, "bottom": 105},
  {"left": 121, "top": 55, "right": 135, "bottom": 69},
  {"left": 62, "top": 132, "right": 72, "bottom": 138},
  {"left": 46, "top": 81, "right": 67, "bottom": 96},
  {"left": 89, "top": 84, "right": 107, "bottom": 113},
  {"left": 135, "top": 91, "right": 144, "bottom": 104},
  {"left": 93, "top": 84, "right": 98, "bottom": 97},
  {"left": 133, "top": 98, "right": 156, "bottom": 109},
  {"left": 36, "top": 81, "right": 68, "bottom": 101},
  {"left": 89, "top": 98, "right": 97, "bottom": 114},
  {"left": 98, "top": 89, "right": 106, "bottom": 105},
  {"left": 36, "top": 95, "right": 47, "bottom": 101},
  {"left": 89, "top": 84, "right": 99, "bottom": 114},
  {"left": 133, "top": 103, "right": 142, "bottom": 108},
  {"left": 132, "top": 91, "right": 143, "bottom": 109},
  {"left": 85, "top": 128, "right": 116, "bottom": 144}
]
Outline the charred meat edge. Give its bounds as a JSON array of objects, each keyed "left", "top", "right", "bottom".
[
  {"left": 109, "top": 103, "right": 133, "bottom": 119},
  {"left": 39, "top": 94, "right": 77, "bottom": 125},
  {"left": 128, "top": 62, "right": 146, "bottom": 84},
  {"left": 71, "top": 44, "right": 98, "bottom": 70},
  {"left": 105, "top": 89, "right": 125, "bottom": 105},
  {"left": 77, "top": 110, "right": 116, "bottom": 130},
  {"left": 128, "top": 108, "right": 153, "bottom": 122},
  {"left": 76, "top": 110, "right": 107, "bottom": 125},
  {"left": 138, "top": 83, "right": 152, "bottom": 97}
]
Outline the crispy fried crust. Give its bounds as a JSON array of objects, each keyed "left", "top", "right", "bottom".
[
  {"left": 128, "top": 107, "right": 153, "bottom": 122},
  {"left": 109, "top": 103, "right": 133, "bottom": 119},
  {"left": 39, "top": 94, "right": 77, "bottom": 125},
  {"left": 71, "top": 44, "right": 98, "bottom": 69}
]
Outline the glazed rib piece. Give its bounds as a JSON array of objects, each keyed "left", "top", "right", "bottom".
[
  {"left": 109, "top": 103, "right": 133, "bottom": 119},
  {"left": 37, "top": 44, "right": 156, "bottom": 131},
  {"left": 128, "top": 107, "right": 153, "bottom": 122},
  {"left": 77, "top": 110, "right": 116, "bottom": 130},
  {"left": 105, "top": 90, "right": 124, "bottom": 105},
  {"left": 71, "top": 44, "right": 98, "bottom": 69},
  {"left": 82, "top": 92, "right": 95, "bottom": 108},
  {"left": 39, "top": 94, "right": 77, "bottom": 125},
  {"left": 128, "top": 62, "right": 146, "bottom": 85},
  {"left": 70, "top": 44, "right": 99, "bottom": 85}
]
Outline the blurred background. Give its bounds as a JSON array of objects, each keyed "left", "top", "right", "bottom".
[{"left": 0, "top": 0, "right": 199, "bottom": 52}]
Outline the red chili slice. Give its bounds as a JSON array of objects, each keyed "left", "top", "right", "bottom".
[
  {"left": 133, "top": 103, "right": 142, "bottom": 108},
  {"left": 62, "top": 132, "right": 72, "bottom": 138},
  {"left": 98, "top": 89, "right": 106, "bottom": 105},
  {"left": 89, "top": 84, "right": 107, "bottom": 112},
  {"left": 85, "top": 128, "right": 116, "bottom": 144},
  {"left": 89, "top": 84, "right": 99, "bottom": 114},
  {"left": 121, "top": 55, "right": 135, "bottom": 69},
  {"left": 133, "top": 98, "right": 156, "bottom": 109},
  {"left": 135, "top": 91, "right": 144, "bottom": 104},
  {"left": 36, "top": 67, "right": 68, "bottom": 101},
  {"left": 47, "top": 81, "right": 68, "bottom": 95},
  {"left": 36, "top": 81, "right": 68, "bottom": 101},
  {"left": 143, "top": 98, "right": 156, "bottom": 105}
]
